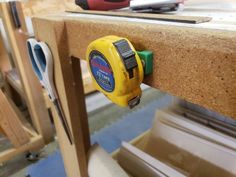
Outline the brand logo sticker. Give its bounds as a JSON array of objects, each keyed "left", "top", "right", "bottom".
[{"left": 89, "top": 51, "right": 115, "bottom": 92}]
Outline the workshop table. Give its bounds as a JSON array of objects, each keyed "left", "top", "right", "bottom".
[{"left": 31, "top": 7, "right": 236, "bottom": 177}]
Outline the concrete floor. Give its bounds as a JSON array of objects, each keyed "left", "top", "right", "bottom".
[{"left": 0, "top": 87, "right": 166, "bottom": 177}]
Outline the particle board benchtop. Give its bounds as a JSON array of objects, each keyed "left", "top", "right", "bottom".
[{"left": 32, "top": 10, "right": 236, "bottom": 119}]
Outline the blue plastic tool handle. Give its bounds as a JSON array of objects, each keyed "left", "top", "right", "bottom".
[
  {"left": 27, "top": 41, "right": 43, "bottom": 81},
  {"left": 34, "top": 44, "right": 47, "bottom": 72}
]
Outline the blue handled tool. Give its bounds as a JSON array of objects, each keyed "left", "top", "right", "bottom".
[{"left": 26, "top": 38, "right": 73, "bottom": 144}]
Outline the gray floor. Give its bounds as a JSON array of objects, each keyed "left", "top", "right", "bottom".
[{"left": 0, "top": 87, "right": 167, "bottom": 177}]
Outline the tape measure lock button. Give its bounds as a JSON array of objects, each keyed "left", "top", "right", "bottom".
[{"left": 113, "top": 39, "right": 138, "bottom": 71}]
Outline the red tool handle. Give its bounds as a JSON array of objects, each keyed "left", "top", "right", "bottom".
[{"left": 76, "top": 0, "right": 130, "bottom": 11}]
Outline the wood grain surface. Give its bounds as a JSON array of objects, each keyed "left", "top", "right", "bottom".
[
  {"left": 33, "top": 18, "right": 90, "bottom": 177},
  {"left": 0, "top": 90, "right": 29, "bottom": 147}
]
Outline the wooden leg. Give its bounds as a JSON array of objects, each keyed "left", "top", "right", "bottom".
[
  {"left": 71, "top": 57, "right": 90, "bottom": 151},
  {"left": 0, "top": 135, "right": 44, "bottom": 164},
  {"left": 50, "top": 57, "right": 90, "bottom": 176},
  {"left": 33, "top": 18, "right": 90, "bottom": 177}
]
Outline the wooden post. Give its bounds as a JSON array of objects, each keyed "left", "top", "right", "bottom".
[
  {"left": 33, "top": 18, "right": 90, "bottom": 177},
  {"left": 0, "top": 34, "right": 11, "bottom": 74}
]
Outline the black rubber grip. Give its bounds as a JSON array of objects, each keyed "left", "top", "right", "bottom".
[
  {"left": 9, "top": 1, "right": 21, "bottom": 28},
  {"left": 75, "top": 0, "right": 89, "bottom": 10},
  {"left": 104, "top": 0, "right": 127, "bottom": 2}
]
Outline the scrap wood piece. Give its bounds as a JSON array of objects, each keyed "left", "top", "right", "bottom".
[
  {"left": 6, "top": 68, "right": 25, "bottom": 98},
  {"left": 88, "top": 144, "right": 129, "bottom": 177},
  {"left": 66, "top": 10, "right": 212, "bottom": 24},
  {"left": 5, "top": 92, "right": 38, "bottom": 137},
  {"left": 0, "top": 135, "right": 44, "bottom": 164},
  {"left": 0, "top": 90, "right": 29, "bottom": 147}
]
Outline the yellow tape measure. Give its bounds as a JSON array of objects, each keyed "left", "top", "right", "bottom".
[{"left": 86, "top": 35, "right": 144, "bottom": 108}]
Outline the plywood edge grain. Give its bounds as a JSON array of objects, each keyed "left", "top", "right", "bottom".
[{"left": 66, "top": 10, "right": 212, "bottom": 24}]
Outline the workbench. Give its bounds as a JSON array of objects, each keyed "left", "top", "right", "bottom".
[{"left": 31, "top": 6, "right": 236, "bottom": 177}]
